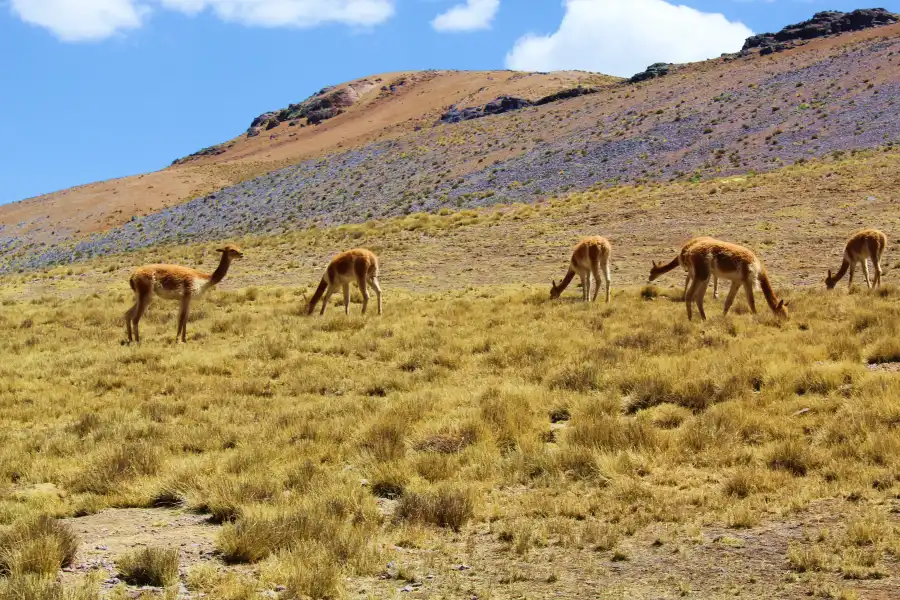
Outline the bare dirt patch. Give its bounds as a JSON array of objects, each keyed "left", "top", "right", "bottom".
[{"left": 59, "top": 508, "right": 219, "bottom": 593}]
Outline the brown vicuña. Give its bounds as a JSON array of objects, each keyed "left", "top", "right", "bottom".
[
  {"left": 307, "top": 248, "right": 383, "bottom": 316},
  {"left": 649, "top": 236, "right": 721, "bottom": 300},
  {"left": 677, "top": 239, "right": 788, "bottom": 321},
  {"left": 125, "top": 244, "right": 244, "bottom": 343},
  {"left": 825, "top": 228, "right": 887, "bottom": 290},
  {"left": 550, "top": 237, "right": 612, "bottom": 303}
]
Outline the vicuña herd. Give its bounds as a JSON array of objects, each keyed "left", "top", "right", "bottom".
[{"left": 123, "top": 228, "right": 887, "bottom": 342}]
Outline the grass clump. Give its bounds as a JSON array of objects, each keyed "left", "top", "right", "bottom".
[
  {"left": 116, "top": 547, "right": 180, "bottom": 587},
  {"left": 0, "top": 516, "right": 78, "bottom": 578},
  {"left": 395, "top": 487, "right": 475, "bottom": 531}
]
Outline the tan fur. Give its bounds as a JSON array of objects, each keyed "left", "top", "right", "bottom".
[
  {"left": 649, "top": 236, "right": 720, "bottom": 299},
  {"left": 826, "top": 228, "right": 887, "bottom": 290},
  {"left": 125, "top": 244, "right": 244, "bottom": 343},
  {"left": 307, "top": 248, "right": 382, "bottom": 316},
  {"left": 550, "top": 237, "right": 612, "bottom": 303},
  {"left": 681, "top": 240, "right": 788, "bottom": 321}
]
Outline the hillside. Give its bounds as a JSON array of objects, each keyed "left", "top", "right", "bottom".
[
  {"left": 3, "top": 150, "right": 900, "bottom": 598},
  {"left": 4, "top": 12, "right": 900, "bottom": 273},
  {"left": 0, "top": 70, "right": 611, "bottom": 245}
]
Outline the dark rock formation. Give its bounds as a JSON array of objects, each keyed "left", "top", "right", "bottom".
[
  {"left": 440, "top": 96, "right": 532, "bottom": 124},
  {"left": 171, "top": 144, "right": 227, "bottom": 166},
  {"left": 307, "top": 108, "right": 345, "bottom": 125},
  {"left": 535, "top": 86, "right": 599, "bottom": 105},
  {"left": 744, "top": 8, "right": 897, "bottom": 52},
  {"left": 629, "top": 63, "right": 671, "bottom": 84},
  {"left": 440, "top": 87, "right": 603, "bottom": 125},
  {"left": 248, "top": 87, "right": 356, "bottom": 131},
  {"left": 246, "top": 127, "right": 260, "bottom": 138}
]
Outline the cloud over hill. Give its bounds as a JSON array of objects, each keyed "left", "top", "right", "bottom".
[{"left": 505, "top": 0, "right": 753, "bottom": 77}]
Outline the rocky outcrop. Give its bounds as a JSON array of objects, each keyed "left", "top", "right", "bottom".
[
  {"left": 245, "top": 84, "right": 366, "bottom": 136},
  {"left": 743, "top": 9, "right": 898, "bottom": 52},
  {"left": 629, "top": 63, "right": 671, "bottom": 84},
  {"left": 440, "top": 96, "right": 532, "bottom": 124},
  {"left": 440, "top": 87, "right": 602, "bottom": 125},
  {"left": 535, "top": 86, "right": 599, "bottom": 105},
  {"left": 171, "top": 144, "right": 230, "bottom": 166}
]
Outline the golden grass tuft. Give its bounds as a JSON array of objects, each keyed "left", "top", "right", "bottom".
[
  {"left": 116, "top": 547, "right": 180, "bottom": 587},
  {"left": 395, "top": 487, "right": 475, "bottom": 531},
  {"left": 0, "top": 517, "right": 77, "bottom": 578}
]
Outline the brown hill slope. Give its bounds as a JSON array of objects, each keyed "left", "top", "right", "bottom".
[
  {"left": 5, "top": 13, "right": 900, "bottom": 273},
  {"left": 0, "top": 70, "right": 612, "bottom": 240}
]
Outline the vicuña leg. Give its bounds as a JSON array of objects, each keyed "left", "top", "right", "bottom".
[
  {"left": 683, "top": 274, "right": 691, "bottom": 300},
  {"left": 125, "top": 302, "right": 137, "bottom": 343},
  {"left": 176, "top": 295, "right": 191, "bottom": 344},
  {"left": 320, "top": 284, "right": 337, "bottom": 315},
  {"left": 685, "top": 278, "right": 702, "bottom": 321},
  {"left": 862, "top": 259, "right": 872, "bottom": 289},
  {"left": 848, "top": 260, "right": 856, "bottom": 288},
  {"left": 591, "top": 264, "right": 602, "bottom": 302},
  {"left": 578, "top": 273, "right": 589, "bottom": 302},
  {"left": 604, "top": 264, "right": 611, "bottom": 303},
  {"left": 722, "top": 282, "right": 741, "bottom": 316},
  {"left": 131, "top": 293, "right": 150, "bottom": 343},
  {"left": 342, "top": 283, "right": 351, "bottom": 315},
  {"left": 694, "top": 278, "right": 711, "bottom": 321},
  {"left": 712, "top": 276, "right": 719, "bottom": 300},
  {"left": 357, "top": 274, "right": 370, "bottom": 314},
  {"left": 369, "top": 278, "right": 383, "bottom": 315},
  {"left": 743, "top": 280, "right": 757, "bottom": 314}
]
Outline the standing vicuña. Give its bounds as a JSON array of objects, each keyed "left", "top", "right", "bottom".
[
  {"left": 125, "top": 244, "right": 244, "bottom": 343},
  {"left": 550, "top": 237, "right": 612, "bottom": 303},
  {"left": 825, "top": 228, "right": 887, "bottom": 290},
  {"left": 681, "top": 239, "right": 788, "bottom": 321},
  {"left": 649, "top": 236, "right": 720, "bottom": 299},
  {"left": 307, "top": 249, "right": 383, "bottom": 315}
]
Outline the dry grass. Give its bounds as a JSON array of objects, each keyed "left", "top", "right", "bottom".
[
  {"left": 2, "top": 153, "right": 900, "bottom": 596},
  {"left": 115, "top": 547, "right": 179, "bottom": 587}
]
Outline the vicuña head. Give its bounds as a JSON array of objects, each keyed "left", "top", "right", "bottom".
[
  {"left": 648, "top": 259, "right": 670, "bottom": 282},
  {"left": 124, "top": 243, "right": 243, "bottom": 344},
  {"left": 550, "top": 237, "right": 612, "bottom": 303}
]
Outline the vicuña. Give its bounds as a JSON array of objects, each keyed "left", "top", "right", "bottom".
[
  {"left": 125, "top": 244, "right": 244, "bottom": 343},
  {"left": 307, "top": 248, "right": 383, "bottom": 315},
  {"left": 550, "top": 237, "right": 612, "bottom": 303}
]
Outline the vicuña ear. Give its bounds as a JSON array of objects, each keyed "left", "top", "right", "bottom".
[
  {"left": 784, "top": 300, "right": 791, "bottom": 307},
  {"left": 777, "top": 300, "right": 785, "bottom": 309},
  {"left": 215, "top": 248, "right": 224, "bottom": 253},
  {"left": 827, "top": 269, "right": 832, "bottom": 279},
  {"left": 652, "top": 260, "right": 658, "bottom": 269},
  {"left": 552, "top": 280, "right": 557, "bottom": 288}
]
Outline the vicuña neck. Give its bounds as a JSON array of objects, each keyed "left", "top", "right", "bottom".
[
  {"left": 653, "top": 257, "right": 681, "bottom": 278},
  {"left": 758, "top": 270, "right": 781, "bottom": 313},
  {"left": 208, "top": 254, "right": 233, "bottom": 286},
  {"left": 829, "top": 259, "right": 850, "bottom": 285},
  {"left": 555, "top": 269, "right": 576, "bottom": 293}
]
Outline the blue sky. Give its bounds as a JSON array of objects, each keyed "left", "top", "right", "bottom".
[{"left": 1, "top": 0, "right": 898, "bottom": 205}]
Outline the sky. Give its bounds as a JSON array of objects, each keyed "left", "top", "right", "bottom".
[{"left": 2, "top": 0, "right": 899, "bottom": 205}]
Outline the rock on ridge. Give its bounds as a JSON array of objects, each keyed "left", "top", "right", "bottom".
[{"left": 743, "top": 8, "right": 898, "bottom": 52}]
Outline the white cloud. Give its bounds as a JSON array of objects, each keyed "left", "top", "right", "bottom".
[
  {"left": 160, "top": 0, "right": 396, "bottom": 28},
  {"left": 9, "top": 0, "right": 396, "bottom": 41},
  {"left": 505, "top": 0, "right": 752, "bottom": 77},
  {"left": 11, "top": 0, "right": 149, "bottom": 42},
  {"left": 432, "top": 0, "right": 499, "bottom": 32}
]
